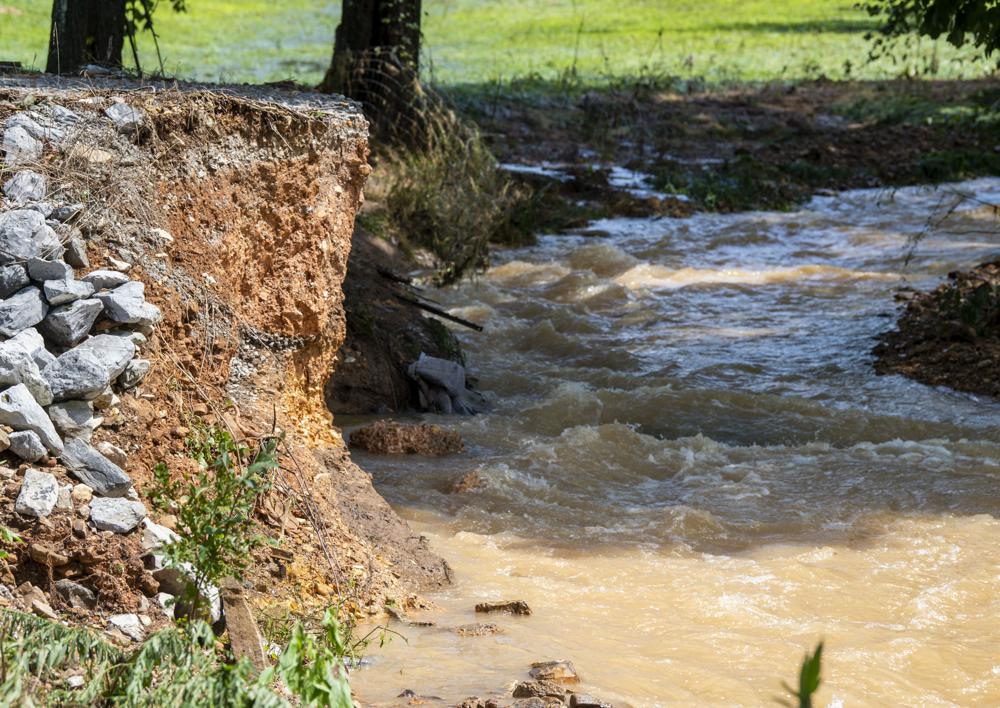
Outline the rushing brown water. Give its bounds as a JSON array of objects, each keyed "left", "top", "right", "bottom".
[{"left": 349, "top": 178, "right": 1000, "bottom": 707}]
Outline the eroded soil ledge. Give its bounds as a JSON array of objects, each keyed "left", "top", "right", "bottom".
[{"left": 0, "top": 75, "right": 448, "bottom": 634}]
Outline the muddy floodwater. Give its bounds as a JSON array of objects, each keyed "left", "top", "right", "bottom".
[{"left": 350, "top": 178, "right": 1000, "bottom": 707}]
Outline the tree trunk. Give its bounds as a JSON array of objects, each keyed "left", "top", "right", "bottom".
[
  {"left": 320, "top": 0, "right": 425, "bottom": 145},
  {"left": 47, "top": 0, "right": 126, "bottom": 75}
]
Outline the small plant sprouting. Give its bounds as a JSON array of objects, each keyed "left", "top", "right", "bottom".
[
  {"left": 778, "top": 641, "right": 823, "bottom": 708},
  {"left": 150, "top": 422, "right": 281, "bottom": 618}
]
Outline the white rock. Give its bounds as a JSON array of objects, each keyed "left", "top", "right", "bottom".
[
  {"left": 0, "top": 344, "right": 54, "bottom": 406},
  {"left": 56, "top": 484, "right": 72, "bottom": 510},
  {"left": 108, "top": 613, "right": 144, "bottom": 641},
  {"left": 15, "top": 469, "right": 58, "bottom": 517},
  {"left": 141, "top": 518, "right": 179, "bottom": 552},
  {"left": 0, "top": 210, "right": 63, "bottom": 265}
]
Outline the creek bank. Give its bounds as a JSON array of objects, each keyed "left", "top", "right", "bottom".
[
  {"left": 0, "top": 74, "right": 452, "bottom": 656},
  {"left": 875, "top": 258, "right": 1000, "bottom": 398}
]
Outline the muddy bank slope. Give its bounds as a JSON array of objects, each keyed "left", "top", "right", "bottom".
[{"left": 0, "top": 75, "right": 448, "bottom": 628}]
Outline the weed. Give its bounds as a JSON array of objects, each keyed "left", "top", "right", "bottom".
[
  {"left": 0, "top": 607, "right": 354, "bottom": 706},
  {"left": 778, "top": 641, "right": 823, "bottom": 708},
  {"left": 150, "top": 423, "right": 280, "bottom": 618}
]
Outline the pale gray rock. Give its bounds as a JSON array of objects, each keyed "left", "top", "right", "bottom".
[
  {"left": 43, "top": 278, "right": 95, "bottom": 306},
  {"left": 15, "top": 469, "right": 58, "bottom": 517},
  {"left": 27, "top": 257, "right": 72, "bottom": 282},
  {"left": 0, "top": 286, "right": 47, "bottom": 337},
  {"left": 91, "top": 498, "right": 146, "bottom": 534},
  {"left": 6, "top": 112, "right": 62, "bottom": 141},
  {"left": 60, "top": 438, "right": 131, "bottom": 497},
  {"left": 38, "top": 298, "right": 103, "bottom": 348},
  {"left": 108, "top": 612, "right": 144, "bottom": 641},
  {"left": 47, "top": 400, "right": 101, "bottom": 442},
  {"left": 56, "top": 484, "right": 72, "bottom": 510},
  {"left": 43, "top": 335, "right": 135, "bottom": 401},
  {"left": 81, "top": 269, "right": 129, "bottom": 290},
  {"left": 0, "top": 346, "right": 52, "bottom": 406},
  {"left": 0, "top": 265, "right": 29, "bottom": 298},
  {"left": 43, "top": 349, "right": 108, "bottom": 401},
  {"left": 63, "top": 236, "right": 89, "bottom": 269},
  {"left": 51, "top": 203, "right": 84, "bottom": 222},
  {"left": 96, "top": 281, "right": 161, "bottom": 327},
  {"left": 104, "top": 103, "right": 146, "bottom": 135},
  {"left": 28, "top": 202, "right": 54, "bottom": 218},
  {"left": 49, "top": 105, "right": 80, "bottom": 125},
  {"left": 76, "top": 334, "right": 135, "bottom": 378},
  {"left": 8, "top": 430, "right": 46, "bottom": 462},
  {"left": 3, "top": 171, "right": 47, "bottom": 205},
  {"left": 91, "top": 387, "right": 118, "bottom": 410},
  {"left": 117, "top": 359, "right": 150, "bottom": 389},
  {"left": 108, "top": 329, "right": 146, "bottom": 348},
  {"left": 0, "top": 210, "right": 63, "bottom": 264},
  {"left": 55, "top": 579, "right": 96, "bottom": 610},
  {"left": 6, "top": 327, "right": 52, "bottom": 370},
  {"left": 2, "top": 125, "right": 41, "bottom": 165},
  {"left": 0, "top": 384, "right": 62, "bottom": 453}
]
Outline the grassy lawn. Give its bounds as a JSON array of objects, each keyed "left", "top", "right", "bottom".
[{"left": 0, "top": 0, "right": 991, "bottom": 87}]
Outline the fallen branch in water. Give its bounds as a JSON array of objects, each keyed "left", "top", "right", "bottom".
[{"left": 392, "top": 293, "right": 484, "bottom": 331}]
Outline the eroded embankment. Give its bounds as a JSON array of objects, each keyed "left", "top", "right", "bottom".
[{"left": 0, "top": 77, "right": 447, "bottom": 635}]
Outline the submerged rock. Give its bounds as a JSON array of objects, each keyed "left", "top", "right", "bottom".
[
  {"left": 529, "top": 660, "right": 579, "bottom": 684},
  {"left": 349, "top": 420, "right": 464, "bottom": 456},
  {"left": 475, "top": 600, "right": 532, "bottom": 616}
]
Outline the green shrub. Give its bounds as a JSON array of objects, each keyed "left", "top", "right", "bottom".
[{"left": 150, "top": 423, "right": 280, "bottom": 617}]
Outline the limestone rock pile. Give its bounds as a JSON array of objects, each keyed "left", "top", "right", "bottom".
[{"left": 0, "top": 164, "right": 159, "bottom": 532}]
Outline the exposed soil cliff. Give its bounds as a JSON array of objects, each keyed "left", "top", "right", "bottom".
[{"left": 0, "top": 76, "right": 448, "bottom": 632}]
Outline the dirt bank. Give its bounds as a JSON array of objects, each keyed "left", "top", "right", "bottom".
[
  {"left": 875, "top": 259, "right": 1000, "bottom": 398},
  {"left": 0, "top": 75, "right": 448, "bottom": 633}
]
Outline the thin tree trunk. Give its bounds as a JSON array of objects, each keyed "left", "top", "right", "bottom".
[{"left": 47, "top": 0, "right": 126, "bottom": 75}]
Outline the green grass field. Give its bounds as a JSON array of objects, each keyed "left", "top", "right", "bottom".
[{"left": 0, "top": 0, "right": 991, "bottom": 87}]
